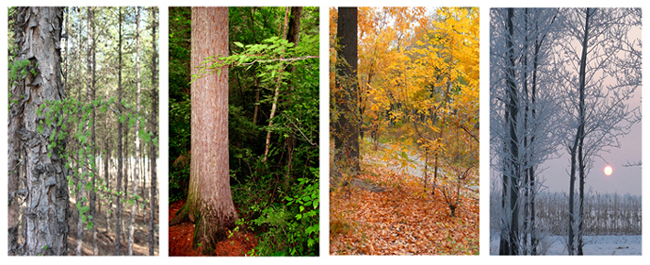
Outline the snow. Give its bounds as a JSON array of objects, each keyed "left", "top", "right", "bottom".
[{"left": 489, "top": 235, "right": 641, "bottom": 255}]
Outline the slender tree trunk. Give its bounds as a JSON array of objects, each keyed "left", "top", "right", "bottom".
[
  {"left": 86, "top": 7, "right": 99, "bottom": 256},
  {"left": 11, "top": 7, "right": 68, "bottom": 256},
  {"left": 149, "top": 6, "right": 158, "bottom": 256},
  {"left": 115, "top": 6, "right": 124, "bottom": 255},
  {"left": 576, "top": 8, "right": 591, "bottom": 256},
  {"left": 262, "top": 7, "right": 291, "bottom": 163},
  {"left": 500, "top": 8, "right": 520, "bottom": 256},
  {"left": 128, "top": 6, "right": 141, "bottom": 256},
  {"left": 105, "top": 139, "right": 111, "bottom": 235},
  {"left": 282, "top": 6, "right": 303, "bottom": 192}
]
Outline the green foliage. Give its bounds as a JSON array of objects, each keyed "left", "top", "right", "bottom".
[
  {"left": 37, "top": 95, "right": 152, "bottom": 231},
  {"left": 9, "top": 59, "right": 31, "bottom": 83},
  {"left": 169, "top": 6, "right": 320, "bottom": 256}
]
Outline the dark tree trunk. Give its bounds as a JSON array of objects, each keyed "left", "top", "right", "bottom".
[
  {"left": 499, "top": 8, "right": 520, "bottom": 256},
  {"left": 149, "top": 6, "right": 158, "bottom": 256},
  {"left": 333, "top": 7, "right": 360, "bottom": 185},
  {"left": 576, "top": 8, "right": 591, "bottom": 256}
]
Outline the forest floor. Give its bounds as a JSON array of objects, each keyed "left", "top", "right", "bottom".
[
  {"left": 169, "top": 199, "right": 259, "bottom": 256},
  {"left": 67, "top": 197, "right": 159, "bottom": 256},
  {"left": 330, "top": 146, "right": 480, "bottom": 255}
]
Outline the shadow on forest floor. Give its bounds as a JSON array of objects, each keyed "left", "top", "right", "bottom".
[{"left": 67, "top": 198, "right": 159, "bottom": 256}]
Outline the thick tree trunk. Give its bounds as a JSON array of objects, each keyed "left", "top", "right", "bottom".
[
  {"left": 333, "top": 7, "right": 360, "bottom": 185},
  {"left": 171, "top": 7, "right": 239, "bottom": 253},
  {"left": 128, "top": 6, "right": 141, "bottom": 256},
  {"left": 11, "top": 7, "right": 68, "bottom": 256}
]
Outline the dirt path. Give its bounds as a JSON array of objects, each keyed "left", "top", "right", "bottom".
[{"left": 363, "top": 139, "right": 478, "bottom": 196}]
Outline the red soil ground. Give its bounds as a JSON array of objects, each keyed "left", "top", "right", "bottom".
[{"left": 169, "top": 200, "right": 258, "bottom": 256}]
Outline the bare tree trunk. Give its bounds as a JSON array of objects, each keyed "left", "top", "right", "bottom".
[
  {"left": 11, "top": 7, "right": 68, "bottom": 256},
  {"left": 569, "top": 8, "right": 590, "bottom": 256},
  {"left": 149, "top": 6, "right": 158, "bottom": 256},
  {"left": 105, "top": 139, "right": 111, "bottom": 235},
  {"left": 262, "top": 7, "right": 291, "bottom": 164},
  {"left": 115, "top": 6, "right": 124, "bottom": 255},
  {"left": 499, "top": 8, "right": 520, "bottom": 256},
  {"left": 333, "top": 7, "right": 361, "bottom": 185},
  {"left": 128, "top": 6, "right": 141, "bottom": 256}
]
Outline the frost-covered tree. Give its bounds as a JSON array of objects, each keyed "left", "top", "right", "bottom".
[
  {"left": 556, "top": 7, "right": 641, "bottom": 255},
  {"left": 490, "top": 8, "right": 563, "bottom": 255}
]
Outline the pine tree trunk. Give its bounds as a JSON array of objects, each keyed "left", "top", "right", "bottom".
[
  {"left": 115, "top": 6, "right": 124, "bottom": 255},
  {"left": 11, "top": 7, "right": 68, "bottom": 256},
  {"left": 128, "top": 6, "right": 141, "bottom": 256},
  {"left": 149, "top": 7, "right": 158, "bottom": 255}
]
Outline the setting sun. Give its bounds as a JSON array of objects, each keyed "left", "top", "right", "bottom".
[{"left": 604, "top": 166, "right": 613, "bottom": 176}]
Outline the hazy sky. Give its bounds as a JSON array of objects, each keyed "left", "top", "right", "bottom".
[
  {"left": 540, "top": 19, "right": 642, "bottom": 196},
  {"left": 491, "top": 10, "right": 642, "bottom": 196}
]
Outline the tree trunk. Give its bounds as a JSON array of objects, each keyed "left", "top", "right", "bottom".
[
  {"left": 104, "top": 138, "right": 111, "bottom": 235},
  {"left": 128, "top": 6, "right": 141, "bottom": 256},
  {"left": 333, "top": 7, "right": 360, "bottom": 185},
  {"left": 499, "top": 8, "right": 520, "bottom": 256},
  {"left": 10, "top": 7, "right": 68, "bottom": 256},
  {"left": 576, "top": 8, "right": 591, "bottom": 256},
  {"left": 170, "top": 7, "right": 239, "bottom": 253},
  {"left": 115, "top": 6, "right": 124, "bottom": 255},
  {"left": 261, "top": 7, "right": 291, "bottom": 164},
  {"left": 149, "top": 6, "right": 158, "bottom": 256},
  {"left": 282, "top": 6, "right": 303, "bottom": 192}
]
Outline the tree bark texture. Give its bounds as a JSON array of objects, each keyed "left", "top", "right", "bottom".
[
  {"left": 149, "top": 6, "right": 158, "bottom": 256},
  {"left": 187, "top": 6, "right": 239, "bottom": 251},
  {"left": 333, "top": 7, "right": 360, "bottom": 184},
  {"left": 9, "top": 7, "right": 69, "bottom": 256}
]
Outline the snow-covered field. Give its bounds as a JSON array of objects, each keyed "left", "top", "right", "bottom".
[{"left": 489, "top": 235, "right": 641, "bottom": 255}]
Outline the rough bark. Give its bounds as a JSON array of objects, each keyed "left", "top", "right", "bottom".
[
  {"left": 10, "top": 7, "right": 69, "bottom": 256},
  {"left": 333, "top": 7, "right": 360, "bottom": 186},
  {"left": 170, "top": 7, "right": 239, "bottom": 253}
]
